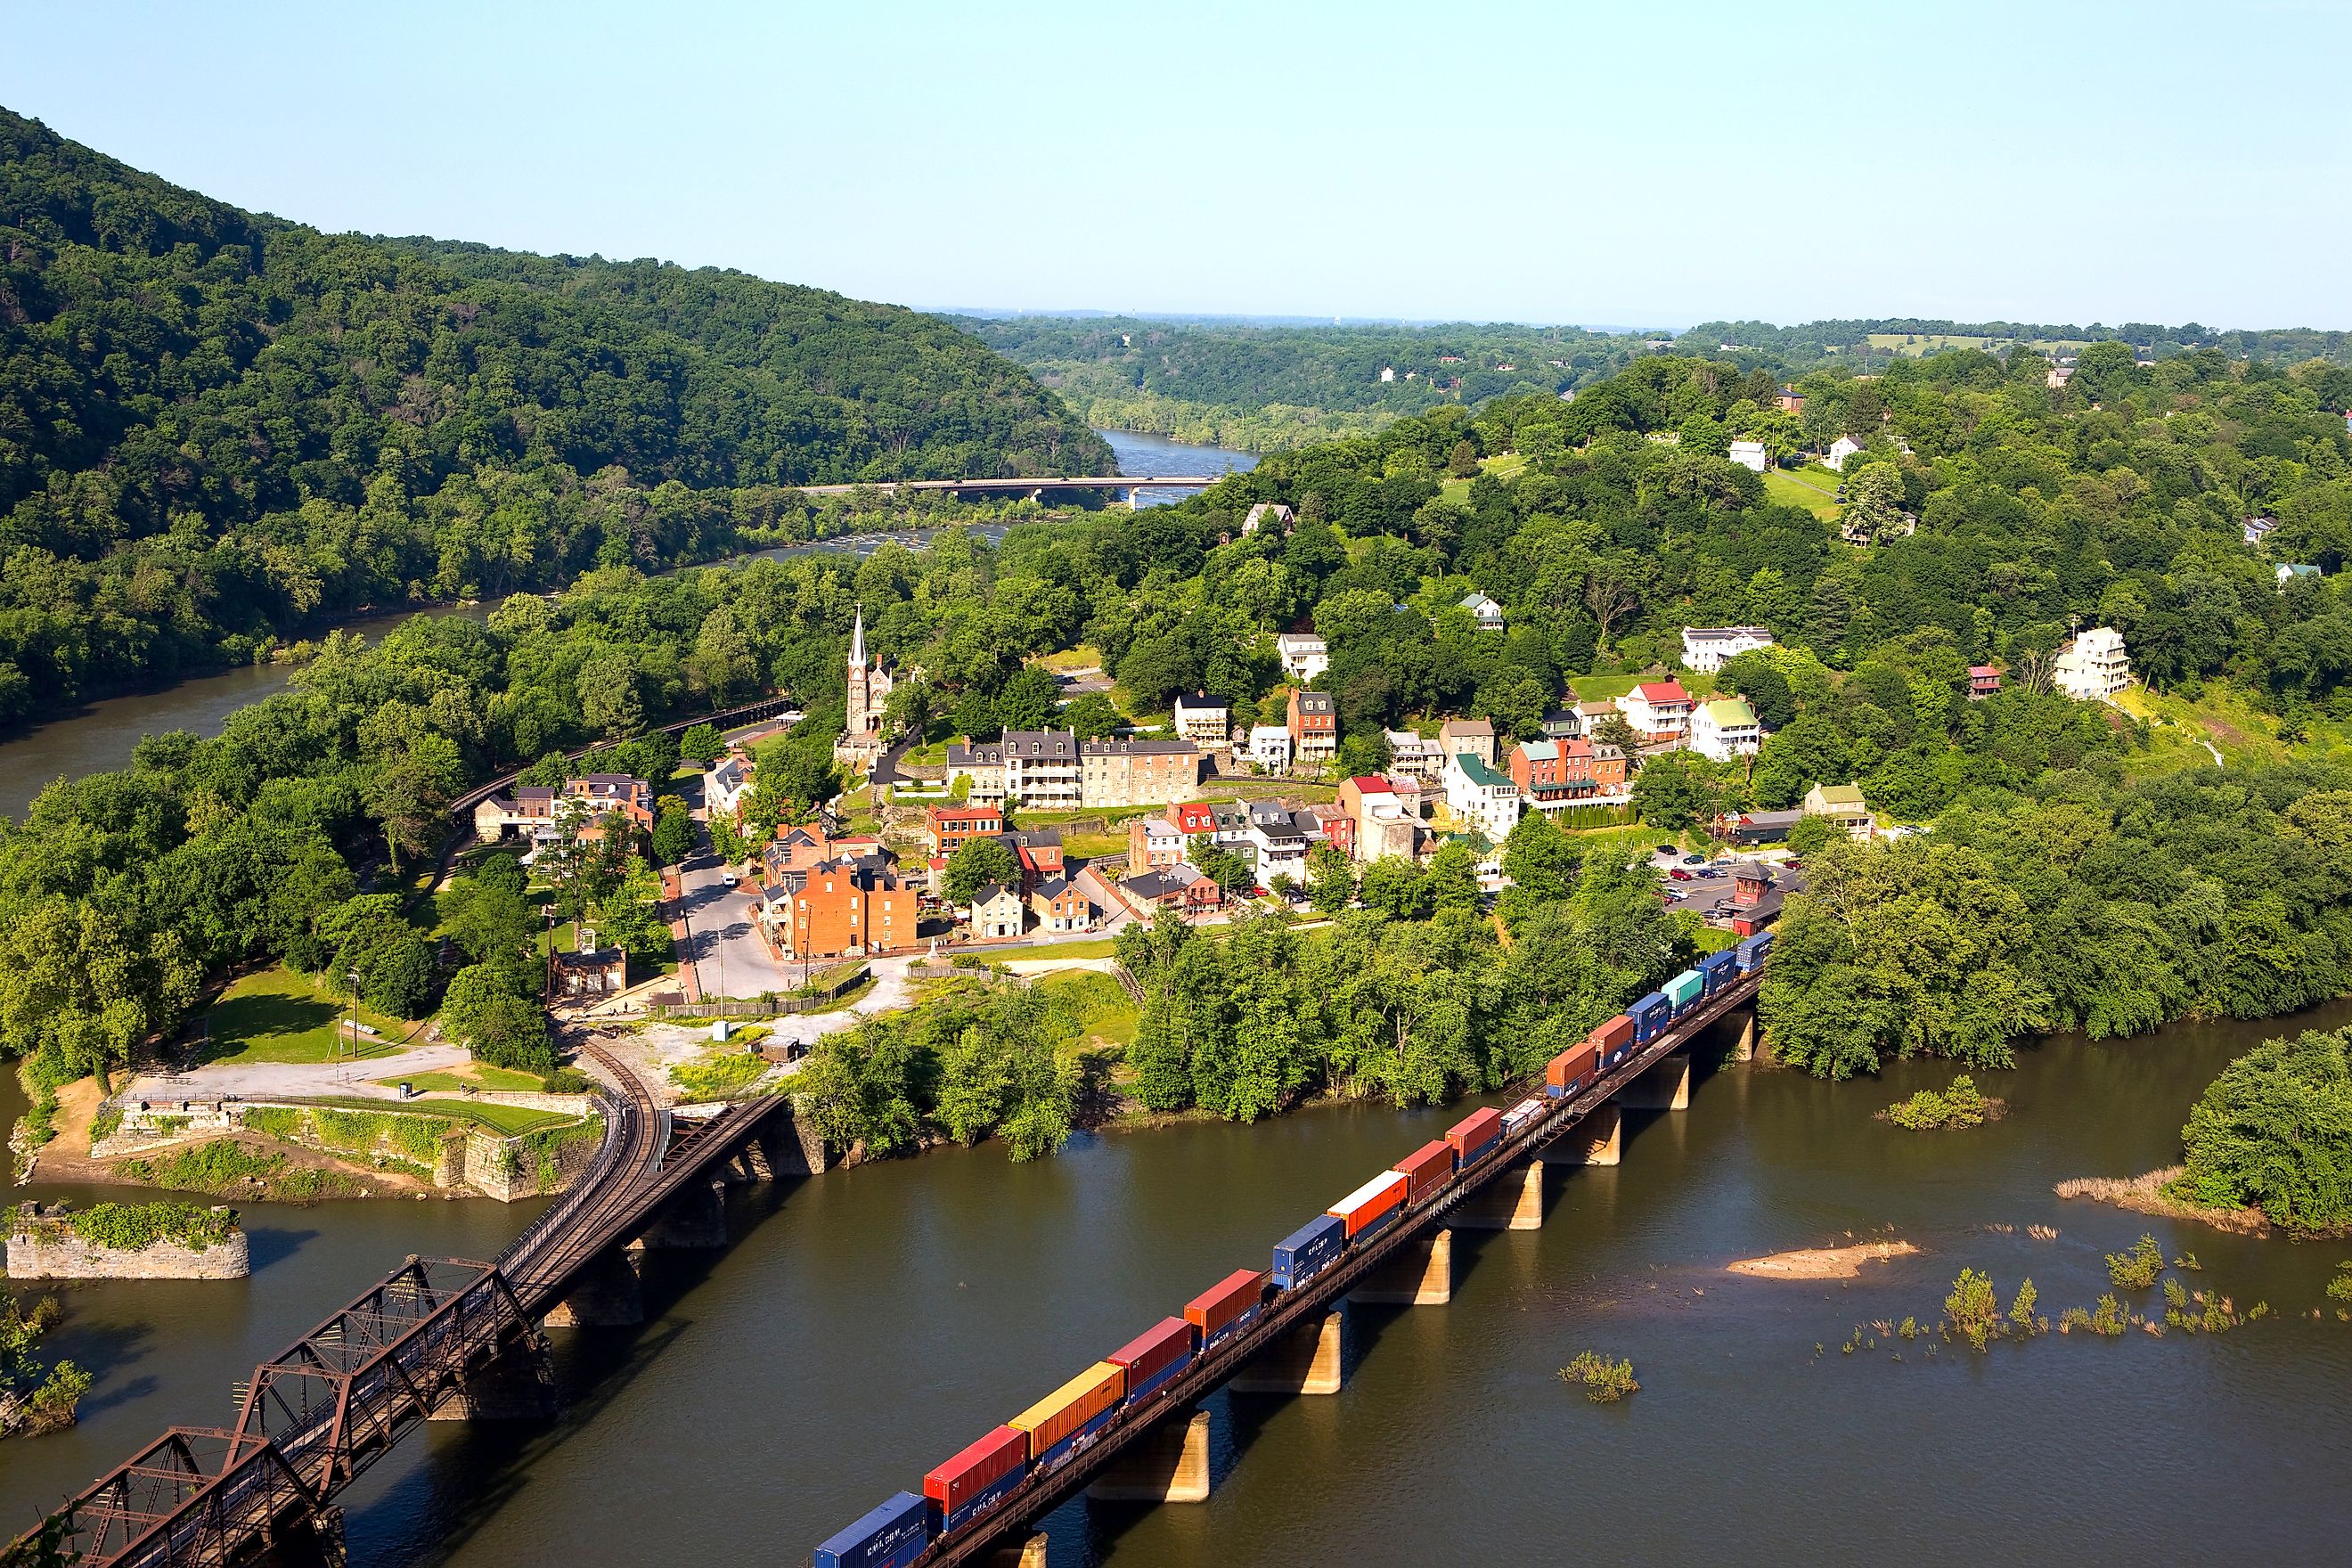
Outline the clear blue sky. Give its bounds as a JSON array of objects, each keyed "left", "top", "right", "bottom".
[{"left": 8, "top": 0, "right": 2348, "bottom": 330}]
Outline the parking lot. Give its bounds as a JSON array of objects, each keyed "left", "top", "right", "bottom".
[{"left": 1646, "top": 847, "right": 1747, "bottom": 921}]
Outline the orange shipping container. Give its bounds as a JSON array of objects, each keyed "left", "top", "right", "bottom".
[
  {"left": 1392, "top": 1139, "right": 1457, "bottom": 1205},
  {"left": 1327, "top": 1170, "right": 1409, "bottom": 1238},
  {"left": 1548, "top": 1040, "right": 1598, "bottom": 1093},
  {"left": 1009, "top": 1361, "right": 1125, "bottom": 1463},
  {"left": 1589, "top": 1015, "right": 1634, "bottom": 1053}
]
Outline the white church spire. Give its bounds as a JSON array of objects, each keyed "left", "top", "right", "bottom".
[{"left": 849, "top": 602, "right": 867, "bottom": 669}]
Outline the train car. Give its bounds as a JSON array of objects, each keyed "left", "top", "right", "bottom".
[
  {"left": 1010, "top": 1361, "right": 1126, "bottom": 1473},
  {"left": 1272, "top": 1213, "right": 1347, "bottom": 1289},
  {"left": 1663, "top": 968, "right": 1704, "bottom": 1015},
  {"left": 1699, "top": 948, "right": 1739, "bottom": 995},
  {"left": 1447, "top": 1107, "right": 1504, "bottom": 1168},
  {"left": 1108, "top": 1317, "right": 1196, "bottom": 1406},
  {"left": 1393, "top": 1139, "right": 1458, "bottom": 1205},
  {"left": 1590, "top": 1014, "right": 1635, "bottom": 1070},
  {"left": 924, "top": 1425, "right": 1028, "bottom": 1537},
  {"left": 1546, "top": 1039, "right": 1598, "bottom": 1098},
  {"left": 814, "top": 1491, "right": 932, "bottom": 1568},
  {"left": 1328, "top": 1171, "right": 1409, "bottom": 1243},
  {"left": 1499, "top": 1096, "right": 1547, "bottom": 1137},
  {"left": 1187, "top": 1269, "right": 1267, "bottom": 1353},
  {"left": 1629, "top": 991, "right": 1671, "bottom": 1045},
  {"left": 1736, "top": 929, "right": 1774, "bottom": 974}
]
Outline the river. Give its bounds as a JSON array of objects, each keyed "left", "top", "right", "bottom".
[
  {"left": 8, "top": 1001, "right": 2350, "bottom": 1564},
  {"left": 0, "top": 429, "right": 1253, "bottom": 816}
]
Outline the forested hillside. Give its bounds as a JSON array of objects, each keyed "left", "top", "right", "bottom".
[{"left": 0, "top": 108, "right": 1100, "bottom": 718}]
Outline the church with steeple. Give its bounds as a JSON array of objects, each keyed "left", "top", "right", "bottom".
[{"left": 833, "top": 604, "right": 896, "bottom": 772}]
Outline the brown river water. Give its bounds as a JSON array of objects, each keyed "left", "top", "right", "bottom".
[{"left": 6, "top": 1000, "right": 2349, "bottom": 1566}]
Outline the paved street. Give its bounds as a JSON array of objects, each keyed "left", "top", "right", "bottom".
[{"left": 676, "top": 779, "right": 795, "bottom": 999}]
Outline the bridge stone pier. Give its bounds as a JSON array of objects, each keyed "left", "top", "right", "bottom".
[
  {"left": 1558, "top": 1102, "right": 1621, "bottom": 1165},
  {"left": 1086, "top": 1409, "right": 1212, "bottom": 1503},
  {"left": 1618, "top": 1052, "right": 1691, "bottom": 1112},
  {"left": 1456, "top": 1158, "right": 1546, "bottom": 1229},
  {"left": 989, "top": 1536, "right": 1049, "bottom": 1568},
  {"left": 638, "top": 1177, "right": 729, "bottom": 1248},
  {"left": 1231, "top": 1308, "right": 1344, "bottom": 1395},
  {"left": 428, "top": 1339, "right": 559, "bottom": 1422},
  {"left": 1352, "top": 1229, "right": 1453, "bottom": 1305},
  {"left": 542, "top": 1247, "right": 645, "bottom": 1327}
]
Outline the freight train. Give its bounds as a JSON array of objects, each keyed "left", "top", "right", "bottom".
[{"left": 810, "top": 931, "right": 1772, "bottom": 1568}]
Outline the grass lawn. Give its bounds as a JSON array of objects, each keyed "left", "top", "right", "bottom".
[
  {"left": 2107, "top": 681, "right": 2352, "bottom": 777},
  {"left": 902, "top": 738, "right": 952, "bottom": 766},
  {"left": 1763, "top": 468, "right": 1842, "bottom": 519},
  {"left": 1014, "top": 936, "right": 1123, "bottom": 960},
  {"left": 1035, "top": 646, "right": 1104, "bottom": 672},
  {"left": 1061, "top": 831, "right": 1128, "bottom": 859},
  {"left": 1039, "top": 970, "right": 1139, "bottom": 1048},
  {"left": 293, "top": 1095, "right": 576, "bottom": 1136},
  {"left": 372, "top": 1065, "right": 547, "bottom": 1094},
  {"left": 197, "top": 968, "right": 411, "bottom": 1066}
]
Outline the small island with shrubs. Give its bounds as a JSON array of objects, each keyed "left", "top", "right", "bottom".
[{"left": 6, "top": 1201, "right": 249, "bottom": 1280}]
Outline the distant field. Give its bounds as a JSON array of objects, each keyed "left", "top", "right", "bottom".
[
  {"left": 1764, "top": 468, "right": 1841, "bottom": 519},
  {"left": 1864, "top": 333, "right": 2089, "bottom": 356}
]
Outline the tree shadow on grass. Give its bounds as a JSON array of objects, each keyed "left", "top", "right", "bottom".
[{"left": 194, "top": 992, "right": 339, "bottom": 1064}]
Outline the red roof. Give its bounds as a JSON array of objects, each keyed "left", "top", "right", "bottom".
[
  {"left": 1969, "top": 665, "right": 1999, "bottom": 678},
  {"left": 1348, "top": 775, "right": 1394, "bottom": 793},
  {"left": 1171, "top": 802, "right": 1218, "bottom": 832},
  {"left": 1635, "top": 681, "right": 1690, "bottom": 703}
]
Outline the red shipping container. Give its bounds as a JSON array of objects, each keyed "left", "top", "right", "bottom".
[
  {"left": 925, "top": 1425, "right": 1026, "bottom": 1516},
  {"left": 1446, "top": 1107, "right": 1504, "bottom": 1158},
  {"left": 1589, "top": 1015, "right": 1634, "bottom": 1054},
  {"left": 1328, "top": 1170, "right": 1408, "bottom": 1238},
  {"left": 1009, "top": 1362, "right": 1124, "bottom": 1461},
  {"left": 1392, "top": 1139, "right": 1457, "bottom": 1204},
  {"left": 1108, "top": 1316, "right": 1195, "bottom": 1398},
  {"left": 1548, "top": 1041, "right": 1598, "bottom": 1092},
  {"left": 1187, "top": 1270, "right": 1267, "bottom": 1340}
]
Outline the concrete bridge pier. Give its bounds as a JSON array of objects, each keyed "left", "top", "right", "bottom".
[
  {"left": 989, "top": 1533, "right": 1049, "bottom": 1568},
  {"left": 638, "top": 1178, "right": 728, "bottom": 1248},
  {"left": 542, "top": 1245, "right": 645, "bottom": 1327},
  {"left": 1231, "top": 1309, "right": 1344, "bottom": 1395},
  {"left": 249, "top": 1506, "right": 344, "bottom": 1568},
  {"left": 1456, "top": 1160, "right": 1546, "bottom": 1229},
  {"left": 1618, "top": 1052, "right": 1691, "bottom": 1112},
  {"left": 1086, "top": 1409, "right": 1212, "bottom": 1503},
  {"left": 1724, "top": 1009, "right": 1757, "bottom": 1063},
  {"left": 1352, "top": 1229, "right": 1452, "bottom": 1305},
  {"left": 428, "top": 1339, "right": 558, "bottom": 1421},
  {"left": 1558, "top": 1103, "right": 1621, "bottom": 1165}
]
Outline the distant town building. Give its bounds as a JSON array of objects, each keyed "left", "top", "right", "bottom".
[
  {"left": 1031, "top": 876, "right": 1099, "bottom": 934},
  {"left": 2279, "top": 563, "right": 2324, "bottom": 584},
  {"left": 1679, "top": 625, "right": 1776, "bottom": 674},
  {"left": 2052, "top": 627, "right": 2131, "bottom": 700},
  {"left": 949, "top": 730, "right": 1198, "bottom": 810},
  {"left": 551, "top": 946, "right": 628, "bottom": 1000},
  {"left": 1241, "top": 502, "right": 1294, "bottom": 537},
  {"left": 835, "top": 605, "right": 897, "bottom": 772},
  {"left": 1443, "top": 750, "right": 1522, "bottom": 843},
  {"left": 1437, "top": 717, "right": 1497, "bottom": 769},
  {"left": 1385, "top": 729, "right": 1443, "bottom": 775},
  {"left": 761, "top": 858, "right": 916, "bottom": 960},
  {"left": 1539, "top": 707, "right": 1581, "bottom": 740},
  {"left": 1458, "top": 592, "right": 1506, "bottom": 633},
  {"left": 1727, "top": 439, "right": 1768, "bottom": 474},
  {"left": 2242, "top": 516, "right": 2279, "bottom": 547},
  {"left": 1339, "top": 774, "right": 1419, "bottom": 863},
  {"left": 1689, "top": 697, "right": 1764, "bottom": 762},
  {"left": 926, "top": 803, "right": 1003, "bottom": 859},
  {"left": 474, "top": 774, "right": 654, "bottom": 843},
  {"left": 969, "top": 882, "right": 1025, "bottom": 941},
  {"left": 1126, "top": 813, "right": 1187, "bottom": 875},
  {"left": 1775, "top": 388, "right": 1805, "bottom": 414},
  {"left": 1287, "top": 689, "right": 1337, "bottom": 770},
  {"left": 1248, "top": 723, "right": 1294, "bottom": 772},
  {"left": 1801, "top": 782, "right": 1874, "bottom": 840},
  {"left": 705, "top": 751, "right": 755, "bottom": 825},
  {"left": 2046, "top": 365, "right": 2074, "bottom": 389},
  {"left": 1276, "top": 633, "right": 1329, "bottom": 683},
  {"left": 1616, "top": 681, "right": 1694, "bottom": 745},
  {"left": 1172, "top": 690, "right": 1229, "bottom": 744},
  {"left": 1081, "top": 737, "right": 1204, "bottom": 810},
  {"left": 1824, "top": 435, "right": 1866, "bottom": 471},
  {"left": 1968, "top": 665, "right": 2001, "bottom": 700}
]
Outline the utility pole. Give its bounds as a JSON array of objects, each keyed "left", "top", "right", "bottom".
[{"left": 346, "top": 968, "right": 362, "bottom": 1074}]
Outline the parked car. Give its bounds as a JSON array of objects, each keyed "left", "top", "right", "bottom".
[
  {"left": 1681, "top": 853, "right": 1708, "bottom": 866},
  {"left": 1669, "top": 869, "right": 1695, "bottom": 881},
  {"left": 722, "top": 872, "right": 739, "bottom": 888}
]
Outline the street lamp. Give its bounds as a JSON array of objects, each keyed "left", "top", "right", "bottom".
[{"left": 345, "top": 969, "right": 363, "bottom": 1074}]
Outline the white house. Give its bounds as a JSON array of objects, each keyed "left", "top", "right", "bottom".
[
  {"left": 2052, "top": 627, "right": 2132, "bottom": 700},
  {"left": 1442, "top": 751, "right": 1522, "bottom": 844},
  {"left": 1458, "top": 592, "right": 1506, "bottom": 633},
  {"left": 1727, "top": 439, "right": 1768, "bottom": 473},
  {"left": 1276, "top": 633, "right": 1329, "bottom": 683},
  {"left": 968, "top": 882, "right": 1025, "bottom": 941},
  {"left": 1616, "top": 681, "right": 1694, "bottom": 745},
  {"left": 1172, "top": 690, "right": 1229, "bottom": 744},
  {"left": 1241, "top": 502, "right": 1294, "bottom": 537},
  {"left": 1247, "top": 724, "right": 1294, "bottom": 772},
  {"left": 2242, "top": 516, "right": 2279, "bottom": 547},
  {"left": 705, "top": 751, "right": 755, "bottom": 822},
  {"left": 1823, "top": 435, "right": 1866, "bottom": 471},
  {"left": 1384, "top": 729, "right": 1443, "bottom": 776},
  {"left": 1679, "top": 625, "right": 1776, "bottom": 674},
  {"left": 1689, "top": 697, "right": 1765, "bottom": 762}
]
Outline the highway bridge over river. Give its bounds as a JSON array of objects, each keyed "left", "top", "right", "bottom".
[{"left": 13, "top": 973, "right": 1760, "bottom": 1568}]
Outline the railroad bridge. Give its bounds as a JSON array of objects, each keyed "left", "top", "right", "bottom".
[
  {"left": 12, "top": 976, "right": 1762, "bottom": 1568},
  {"left": 794, "top": 474, "right": 1226, "bottom": 505},
  {"left": 11, "top": 1039, "right": 823, "bottom": 1568}
]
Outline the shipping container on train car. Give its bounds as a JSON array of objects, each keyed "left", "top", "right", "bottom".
[
  {"left": 1699, "top": 949, "right": 1738, "bottom": 995},
  {"left": 924, "top": 1426, "right": 1028, "bottom": 1538},
  {"left": 1272, "top": 1213, "right": 1347, "bottom": 1289},
  {"left": 1447, "top": 1107, "right": 1505, "bottom": 1168},
  {"left": 814, "top": 1491, "right": 932, "bottom": 1568},
  {"left": 1500, "top": 1096, "right": 1547, "bottom": 1136},
  {"left": 1547, "top": 1039, "right": 1598, "bottom": 1098},
  {"left": 1590, "top": 1013, "right": 1636, "bottom": 1070},
  {"left": 1187, "top": 1269, "right": 1267, "bottom": 1353},
  {"left": 1108, "top": 1317, "right": 1196, "bottom": 1406},
  {"left": 1393, "top": 1139, "right": 1457, "bottom": 1204},
  {"left": 1329, "top": 1170, "right": 1409, "bottom": 1242},
  {"left": 1629, "top": 991, "right": 1671, "bottom": 1045},
  {"left": 1663, "top": 968, "right": 1704, "bottom": 1013},
  {"left": 1737, "top": 929, "right": 1774, "bottom": 974},
  {"left": 1010, "top": 1361, "right": 1127, "bottom": 1473}
]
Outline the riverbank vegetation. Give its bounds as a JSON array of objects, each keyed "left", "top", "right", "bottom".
[
  {"left": 1880, "top": 1075, "right": 2001, "bottom": 1131},
  {"left": 111, "top": 1139, "right": 359, "bottom": 1201},
  {"left": 0, "top": 107, "right": 1107, "bottom": 717},
  {"left": 43, "top": 1200, "right": 238, "bottom": 1253},
  {"left": 1559, "top": 1351, "right": 1639, "bottom": 1402},
  {"left": 0, "top": 1294, "right": 88, "bottom": 1438},
  {"left": 2174, "top": 1026, "right": 2352, "bottom": 1235}
]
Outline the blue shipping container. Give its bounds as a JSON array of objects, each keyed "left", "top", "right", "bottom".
[
  {"left": 1737, "top": 929, "right": 1775, "bottom": 973},
  {"left": 1700, "top": 950, "right": 1738, "bottom": 993},
  {"left": 816, "top": 1492, "right": 932, "bottom": 1568},
  {"left": 1629, "top": 991, "right": 1670, "bottom": 1045},
  {"left": 1272, "top": 1214, "right": 1347, "bottom": 1290}
]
